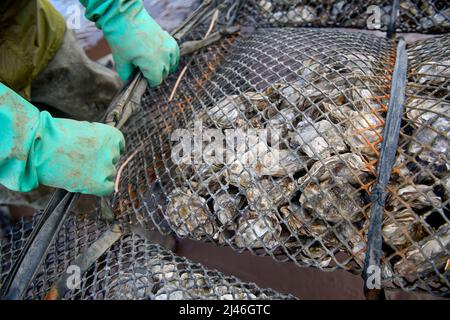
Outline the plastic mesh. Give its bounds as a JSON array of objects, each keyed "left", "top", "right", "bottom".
[
  {"left": 1, "top": 0, "right": 449, "bottom": 300},
  {"left": 56, "top": 235, "right": 294, "bottom": 300},
  {"left": 109, "top": 22, "right": 449, "bottom": 296},
  {"left": 381, "top": 35, "right": 449, "bottom": 295},
  {"left": 114, "top": 28, "right": 393, "bottom": 270},
  {"left": 239, "top": 0, "right": 450, "bottom": 34},
  {"left": 0, "top": 212, "right": 41, "bottom": 290},
  {"left": 0, "top": 209, "right": 293, "bottom": 300}
]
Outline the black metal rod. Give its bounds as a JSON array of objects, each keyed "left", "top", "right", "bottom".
[
  {"left": 387, "top": 0, "right": 400, "bottom": 39},
  {"left": 363, "top": 37, "right": 407, "bottom": 300},
  {"left": 2, "top": 192, "right": 78, "bottom": 299}
]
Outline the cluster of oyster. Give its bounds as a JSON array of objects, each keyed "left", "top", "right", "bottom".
[
  {"left": 165, "top": 49, "right": 386, "bottom": 269},
  {"left": 255, "top": 0, "right": 449, "bottom": 33},
  {"left": 388, "top": 38, "right": 449, "bottom": 279},
  {"left": 398, "top": 0, "right": 450, "bottom": 32},
  {"left": 165, "top": 36, "right": 448, "bottom": 281},
  {"left": 106, "top": 253, "right": 276, "bottom": 300}
]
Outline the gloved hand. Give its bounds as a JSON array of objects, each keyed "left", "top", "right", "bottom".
[
  {"left": 0, "top": 83, "right": 125, "bottom": 196},
  {"left": 80, "top": 0, "right": 179, "bottom": 87}
]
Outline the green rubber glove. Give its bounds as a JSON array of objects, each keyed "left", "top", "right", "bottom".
[
  {"left": 0, "top": 83, "right": 125, "bottom": 196},
  {"left": 80, "top": 0, "right": 179, "bottom": 87}
]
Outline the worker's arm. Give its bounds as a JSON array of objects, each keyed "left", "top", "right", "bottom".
[
  {"left": 79, "top": 0, "right": 179, "bottom": 87},
  {"left": 0, "top": 83, "right": 125, "bottom": 196}
]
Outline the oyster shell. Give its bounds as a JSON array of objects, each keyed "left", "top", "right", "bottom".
[
  {"left": 150, "top": 261, "right": 178, "bottom": 282},
  {"left": 342, "top": 54, "right": 378, "bottom": 77},
  {"left": 393, "top": 226, "right": 450, "bottom": 276},
  {"left": 335, "top": 221, "right": 366, "bottom": 267},
  {"left": 266, "top": 106, "right": 298, "bottom": 147},
  {"left": 154, "top": 283, "right": 189, "bottom": 300},
  {"left": 301, "top": 244, "right": 332, "bottom": 268},
  {"left": 242, "top": 91, "right": 271, "bottom": 112},
  {"left": 300, "top": 59, "right": 328, "bottom": 83},
  {"left": 219, "top": 292, "right": 258, "bottom": 300},
  {"left": 290, "top": 119, "right": 347, "bottom": 159},
  {"left": 300, "top": 179, "right": 365, "bottom": 223},
  {"left": 392, "top": 153, "right": 415, "bottom": 182},
  {"left": 271, "top": 82, "right": 312, "bottom": 110},
  {"left": 407, "top": 105, "right": 449, "bottom": 169},
  {"left": 246, "top": 177, "right": 296, "bottom": 211},
  {"left": 287, "top": 5, "right": 317, "bottom": 24},
  {"left": 390, "top": 184, "right": 442, "bottom": 210},
  {"left": 280, "top": 204, "right": 338, "bottom": 246},
  {"left": 270, "top": 11, "right": 289, "bottom": 24},
  {"left": 165, "top": 188, "right": 217, "bottom": 240},
  {"left": 261, "top": 148, "right": 307, "bottom": 176},
  {"left": 234, "top": 210, "right": 282, "bottom": 250},
  {"left": 443, "top": 175, "right": 450, "bottom": 200},
  {"left": 298, "top": 153, "right": 369, "bottom": 187},
  {"left": 266, "top": 106, "right": 298, "bottom": 129},
  {"left": 213, "top": 190, "right": 244, "bottom": 227},
  {"left": 213, "top": 281, "right": 271, "bottom": 300},
  {"left": 344, "top": 110, "right": 383, "bottom": 157},
  {"left": 243, "top": 84, "right": 286, "bottom": 119},
  {"left": 177, "top": 163, "right": 224, "bottom": 196},
  {"left": 280, "top": 204, "right": 309, "bottom": 236},
  {"left": 419, "top": 8, "right": 450, "bottom": 31},
  {"left": 405, "top": 98, "right": 450, "bottom": 128},
  {"left": 225, "top": 143, "right": 305, "bottom": 188},
  {"left": 107, "top": 271, "right": 153, "bottom": 300},
  {"left": 382, "top": 184, "right": 440, "bottom": 247},
  {"left": 257, "top": 0, "right": 273, "bottom": 15},
  {"left": 179, "top": 272, "right": 214, "bottom": 297},
  {"left": 205, "top": 95, "right": 246, "bottom": 128},
  {"left": 302, "top": 81, "right": 346, "bottom": 109},
  {"left": 351, "top": 88, "right": 383, "bottom": 111},
  {"left": 382, "top": 208, "right": 427, "bottom": 248},
  {"left": 321, "top": 102, "right": 353, "bottom": 123},
  {"left": 414, "top": 59, "right": 450, "bottom": 86}
]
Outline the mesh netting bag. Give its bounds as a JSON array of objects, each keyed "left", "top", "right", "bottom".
[
  {"left": 239, "top": 0, "right": 450, "bottom": 33},
  {"left": 0, "top": 210, "right": 294, "bottom": 300},
  {"left": 60, "top": 235, "right": 294, "bottom": 300},
  {"left": 110, "top": 15, "right": 448, "bottom": 296},
  {"left": 121, "top": 29, "right": 395, "bottom": 268},
  {"left": 385, "top": 35, "right": 449, "bottom": 293},
  {"left": 1, "top": 0, "right": 448, "bottom": 300}
]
